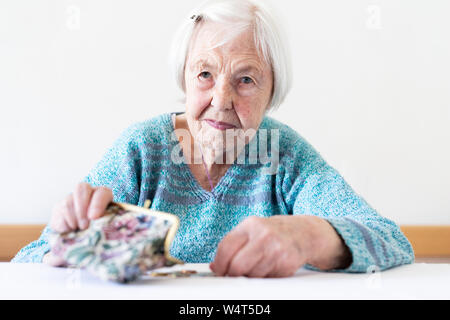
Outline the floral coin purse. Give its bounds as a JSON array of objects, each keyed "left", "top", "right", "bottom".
[{"left": 48, "top": 201, "right": 183, "bottom": 283}]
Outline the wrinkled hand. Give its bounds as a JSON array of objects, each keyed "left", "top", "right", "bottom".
[
  {"left": 43, "top": 182, "right": 114, "bottom": 267},
  {"left": 210, "top": 215, "right": 350, "bottom": 278}
]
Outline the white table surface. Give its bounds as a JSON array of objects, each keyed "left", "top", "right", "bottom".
[{"left": 1, "top": 262, "right": 449, "bottom": 299}]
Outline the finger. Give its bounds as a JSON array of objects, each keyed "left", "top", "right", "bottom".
[
  {"left": 50, "top": 204, "right": 70, "bottom": 233},
  {"left": 246, "top": 254, "right": 277, "bottom": 278},
  {"left": 267, "top": 251, "right": 304, "bottom": 278},
  {"left": 62, "top": 195, "right": 78, "bottom": 230},
  {"left": 247, "top": 239, "right": 287, "bottom": 278},
  {"left": 267, "top": 266, "right": 295, "bottom": 278},
  {"left": 212, "top": 230, "right": 249, "bottom": 276},
  {"left": 43, "top": 252, "right": 67, "bottom": 267},
  {"left": 87, "top": 187, "right": 113, "bottom": 219},
  {"left": 56, "top": 215, "right": 70, "bottom": 233},
  {"left": 72, "top": 182, "right": 94, "bottom": 229},
  {"left": 226, "top": 240, "right": 264, "bottom": 277}
]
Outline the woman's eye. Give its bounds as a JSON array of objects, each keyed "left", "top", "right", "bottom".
[
  {"left": 199, "top": 71, "right": 212, "bottom": 79},
  {"left": 240, "top": 76, "right": 254, "bottom": 84}
]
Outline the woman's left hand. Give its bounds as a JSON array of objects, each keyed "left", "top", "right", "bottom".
[{"left": 210, "top": 215, "right": 351, "bottom": 278}]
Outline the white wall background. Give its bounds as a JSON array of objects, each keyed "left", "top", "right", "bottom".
[{"left": 0, "top": 0, "right": 449, "bottom": 225}]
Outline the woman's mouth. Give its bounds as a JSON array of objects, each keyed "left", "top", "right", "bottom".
[{"left": 205, "top": 119, "right": 236, "bottom": 130}]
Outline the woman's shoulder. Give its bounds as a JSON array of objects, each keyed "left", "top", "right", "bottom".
[
  {"left": 116, "top": 112, "right": 174, "bottom": 146},
  {"left": 260, "top": 115, "right": 309, "bottom": 151},
  {"left": 259, "top": 115, "right": 327, "bottom": 168}
]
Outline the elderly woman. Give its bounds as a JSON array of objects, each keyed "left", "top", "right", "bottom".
[{"left": 13, "top": 0, "right": 414, "bottom": 277}]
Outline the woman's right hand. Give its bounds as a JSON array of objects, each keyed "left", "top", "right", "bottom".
[{"left": 43, "top": 182, "right": 114, "bottom": 267}]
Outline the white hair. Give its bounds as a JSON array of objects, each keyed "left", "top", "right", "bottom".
[{"left": 169, "top": 0, "right": 292, "bottom": 112}]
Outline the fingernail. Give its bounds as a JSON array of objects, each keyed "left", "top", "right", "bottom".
[
  {"left": 88, "top": 209, "right": 100, "bottom": 220},
  {"left": 81, "top": 219, "right": 89, "bottom": 229}
]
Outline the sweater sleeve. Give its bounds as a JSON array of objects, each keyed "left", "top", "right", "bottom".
[
  {"left": 11, "top": 123, "right": 143, "bottom": 263},
  {"left": 10, "top": 225, "right": 52, "bottom": 263},
  {"left": 278, "top": 137, "right": 415, "bottom": 273},
  {"left": 81, "top": 122, "right": 143, "bottom": 205}
]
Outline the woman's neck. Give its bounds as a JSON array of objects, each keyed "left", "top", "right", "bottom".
[{"left": 174, "top": 113, "right": 235, "bottom": 185}]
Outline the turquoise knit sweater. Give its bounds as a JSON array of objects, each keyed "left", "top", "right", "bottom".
[{"left": 12, "top": 112, "right": 415, "bottom": 272}]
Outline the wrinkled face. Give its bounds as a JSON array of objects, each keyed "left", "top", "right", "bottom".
[{"left": 184, "top": 21, "right": 274, "bottom": 163}]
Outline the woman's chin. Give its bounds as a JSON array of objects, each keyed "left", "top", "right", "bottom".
[{"left": 199, "top": 147, "right": 225, "bottom": 164}]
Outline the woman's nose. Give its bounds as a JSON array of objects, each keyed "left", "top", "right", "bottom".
[{"left": 211, "top": 79, "right": 233, "bottom": 110}]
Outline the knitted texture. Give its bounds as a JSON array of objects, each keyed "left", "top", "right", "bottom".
[{"left": 12, "top": 112, "right": 415, "bottom": 272}]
